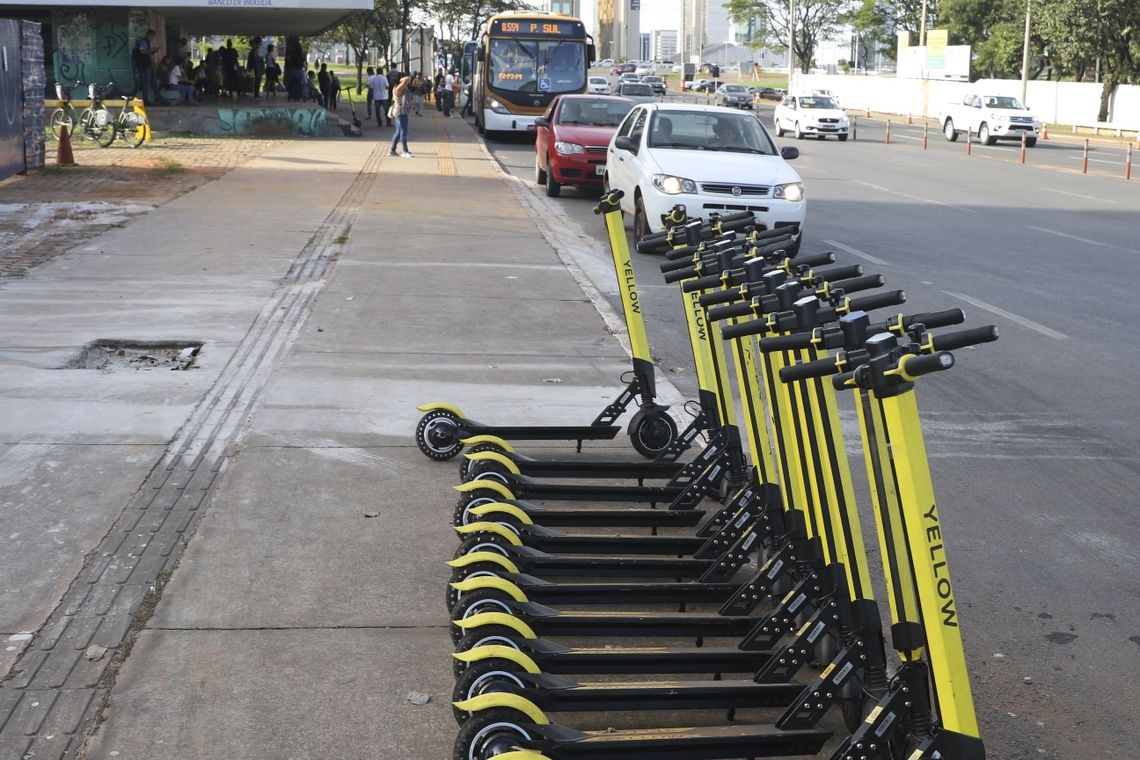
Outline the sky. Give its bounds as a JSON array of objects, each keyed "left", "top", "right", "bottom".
[{"left": 577, "top": 0, "right": 684, "bottom": 39}]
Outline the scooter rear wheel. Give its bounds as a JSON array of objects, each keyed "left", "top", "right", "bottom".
[
  {"left": 450, "top": 587, "right": 518, "bottom": 622},
  {"left": 453, "top": 532, "right": 520, "bottom": 560},
  {"left": 455, "top": 625, "right": 530, "bottom": 656},
  {"left": 629, "top": 411, "right": 679, "bottom": 459},
  {"left": 453, "top": 497, "right": 525, "bottom": 529},
  {"left": 454, "top": 707, "right": 536, "bottom": 760},
  {"left": 459, "top": 442, "right": 512, "bottom": 480},
  {"left": 452, "top": 659, "right": 531, "bottom": 726},
  {"left": 416, "top": 409, "right": 464, "bottom": 460}
]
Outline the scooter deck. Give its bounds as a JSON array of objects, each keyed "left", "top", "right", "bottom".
[
  {"left": 494, "top": 476, "right": 685, "bottom": 503},
  {"left": 511, "top": 530, "right": 709, "bottom": 556},
  {"left": 518, "top": 641, "right": 775, "bottom": 674},
  {"left": 476, "top": 573, "right": 741, "bottom": 605},
  {"left": 502, "top": 504, "right": 706, "bottom": 528},
  {"left": 483, "top": 601, "right": 762, "bottom": 638},
  {"left": 513, "top": 459, "right": 684, "bottom": 480},
  {"left": 524, "top": 721, "right": 831, "bottom": 758},
  {"left": 468, "top": 424, "right": 621, "bottom": 441},
  {"left": 462, "top": 555, "right": 719, "bottom": 580},
  {"left": 509, "top": 673, "right": 806, "bottom": 712}
]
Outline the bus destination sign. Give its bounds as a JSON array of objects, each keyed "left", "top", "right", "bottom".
[{"left": 491, "top": 19, "right": 583, "bottom": 36}]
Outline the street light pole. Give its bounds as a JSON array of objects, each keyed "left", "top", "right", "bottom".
[
  {"left": 1020, "top": 0, "right": 1031, "bottom": 104},
  {"left": 788, "top": 0, "right": 795, "bottom": 82},
  {"left": 919, "top": 0, "right": 928, "bottom": 46}
]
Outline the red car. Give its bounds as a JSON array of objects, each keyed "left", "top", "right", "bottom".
[
  {"left": 534, "top": 95, "right": 635, "bottom": 198},
  {"left": 610, "top": 62, "right": 637, "bottom": 75}
]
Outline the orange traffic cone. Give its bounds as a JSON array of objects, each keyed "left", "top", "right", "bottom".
[
  {"left": 1042, "top": 123, "right": 1049, "bottom": 140},
  {"left": 56, "top": 124, "right": 77, "bottom": 166}
]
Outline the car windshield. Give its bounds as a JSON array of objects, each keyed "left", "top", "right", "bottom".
[
  {"left": 647, "top": 111, "right": 778, "bottom": 155},
  {"left": 488, "top": 38, "right": 586, "bottom": 95},
  {"left": 557, "top": 97, "right": 634, "bottom": 126},
  {"left": 621, "top": 84, "right": 653, "bottom": 96},
  {"left": 798, "top": 96, "right": 839, "bottom": 109},
  {"left": 985, "top": 96, "right": 1024, "bottom": 109},
  {"left": 724, "top": 85, "right": 748, "bottom": 93},
  {"left": 643, "top": 76, "right": 662, "bottom": 83}
]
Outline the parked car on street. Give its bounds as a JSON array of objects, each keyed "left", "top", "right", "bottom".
[
  {"left": 642, "top": 75, "right": 666, "bottom": 95},
  {"left": 714, "top": 83, "right": 753, "bottom": 109},
  {"left": 534, "top": 95, "right": 636, "bottom": 198},
  {"left": 605, "top": 103, "right": 805, "bottom": 244},
  {"left": 588, "top": 76, "right": 611, "bottom": 95},
  {"left": 617, "top": 82, "right": 657, "bottom": 104},
  {"left": 773, "top": 94, "right": 850, "bottom": 140}
]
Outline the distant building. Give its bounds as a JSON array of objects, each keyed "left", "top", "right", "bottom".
[
  {"left": 596, "top": 0, "right": 639, "bottom": 61},
  {"left": 540, "top": 0, "right": 581, "bottom": 16},
  {"left": 640, "top": 32, "right": 650, "bottom": 61},
  {"left": 681, "top": 0, "right": 736, "bottom": 63},
  {"left": 653, "top": 29, "right": 677, "bottom": 61}
]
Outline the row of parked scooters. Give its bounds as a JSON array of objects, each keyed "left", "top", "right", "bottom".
[{"left": 414, "top": 191, "right": 993, "bottom": 760}]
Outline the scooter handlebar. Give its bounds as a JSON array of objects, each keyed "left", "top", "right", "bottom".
[
  {"left": 779, "top": 354, "right": 842, "bottom": 382},
  {"left": 898, "top": 351, "right": 955, "bottom": 379},
  {"left": 792, "top": 252, "right": 837, "bottom": 269},
  {"left": 699, "top": 288, "right": 744, "bottom": 307},
  {"left": 814, "top": 264, "right": 864, "bottom": 283},
  {"left": 720, "top": 317, "right": 767, "bottom": 340},
  {"left": 900, "top": 308, "right": 965, "bottom": 331},
  {"left": 849, "top": 289, "right": 907, "bottom": 313},
  {"left": 828, "top": 274, "right": 885, "bottom": 295},
  {"left": 759, "top": 332, "right": 815, "bottom": 352},
  {"left": 929, "top": 325, "right": 999, "bottom": 352},
  {"left": 707, "top": 301, "right": 756, "bottom": 322},
  {"left": 681, "top": 272, "right": 727, "bottom": 293},
  {"left": 662, "top": 264, "right": 699, "bottom": 284}
]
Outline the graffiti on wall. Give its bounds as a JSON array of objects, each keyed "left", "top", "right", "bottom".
[
  {"left": 54, "top": 10, "right": 93, "bottom": 83},
  {"left": 206, "top": 107, "right": 333, "bottom": 136}
]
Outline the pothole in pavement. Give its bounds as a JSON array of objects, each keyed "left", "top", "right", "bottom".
[{"left": 67, "top": 340, "right": 203, "bottom": 371}]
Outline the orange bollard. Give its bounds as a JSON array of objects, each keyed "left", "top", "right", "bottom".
[
  {"left": 56, "top": 124, "right": 77, "bottom": 166},
  {"left": 923, "top": 122, "right": 928, "bottom": 149},
  {"left": 1126, "top": 142, "right": 1133, "bottom": 180},
  {"left": 907, "top": 113, "right": 913, "bottom": 125},
  {"left": 865, "top": 105, "right": 871, "bottom": 118},
  {"left": 885, "top": 119, "right": 891, "bottom": 144},
  {"left": 852, "top": 118, "right": 857, "bottom": 141},
  {"left": 1020, "top": 132, "right": 1027, "bottom": 164},
  {"left": 1042, "top": 123, "right": 1049, "bottom": 140},
  {"left": 1082, "top": 139, "right": 1089, "bottom": 173},
  {"left": 966, "top": 128, "right": 972, "bottom": 155}
]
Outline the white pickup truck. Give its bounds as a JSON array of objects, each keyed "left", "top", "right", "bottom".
[{"left": 939, "top": 94, "right": 1041, "bottom": 147}]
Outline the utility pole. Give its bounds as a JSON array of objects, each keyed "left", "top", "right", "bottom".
[
  {"left": 1020, "top": 0, "right": 1031, "bottom": 104},
  {"left": 919, "top": 0, "right": 928, "bottom": 46},
  {"left": 787, "top": 0, "right": 795, "bottom": 81}
]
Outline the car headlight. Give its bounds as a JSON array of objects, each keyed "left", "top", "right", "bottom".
[
  {"left": 772, "top": 182, "right": 804, "bottom": 202},
  {"left": 554, "top": 141, "right": 585, "bottom": 155},
  {"left": 487, "top": 97, "right": 509, "bottom": 114},
  {"left": 652, "top": 174, "right": 698, "bottom": 194}
]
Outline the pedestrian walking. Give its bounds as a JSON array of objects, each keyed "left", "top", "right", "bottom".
[
  {"left": 434, "top": 69, "right": 445, "bottom": 111},
  {"left": 365, "top": 66, "right": 375, "bottom": 119},
  {"left": 388, "top": 75, "right": 415, "bottom": 157},
  {"left": 442, "top": 68, "right": 456, "bottom": 117},
  {"left": 367, "top": 67, "right": 390, "bottom": 127},
  {"left": 411, "top": 72, "right": 425, "bottom": 115}
]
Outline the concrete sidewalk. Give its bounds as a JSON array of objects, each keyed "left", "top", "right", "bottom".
[{"left": 0, "top": 112, "right": 651, "bottom": 759}]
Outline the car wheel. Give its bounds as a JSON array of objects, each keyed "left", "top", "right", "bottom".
[
  {"left": 838, "top": 134, "right": 848, "bottom": 142},
  {"left": 817, "top": 134, "right": 827, "bottom": 140},
  {"left": 1025, "top": 137, "right": 1037, "bottom": 148},
  {"left": 774, "top": 117, "right": 785, "bottom": 137},
  {"left": 545, "top": 174, "right": 561, "bottom": 198},
  {"left": 534, "top": 155, "right": 547, "bottom": 186},
  {"left": 795, "top": 122, "right": 805, "bottom": 140},
  {"left": 979, "top": 123, "right": 996, "bottom": 145},
  {"left": 634, "top": 193, "right": 650, "bottom": 243}
]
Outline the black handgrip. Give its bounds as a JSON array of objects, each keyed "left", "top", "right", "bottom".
[
  {"left": 682, "top": 272, "right": 727, "bottom": 293},
  {"left": 716, "top": 211, "right": 755, "bottom": 229},
  {"left": 778, "top": 354, "right": 841, "bottom": 383},
  {"left": 793, "top": 252, "right": 837, "bottom": 268},
  {"left": 929, "top": 325, "right": 999, "bottom": 352},
  {"left": 832, "top": 370, "right": 857, "bottom": 390},
  {"left": 663, "top": 265, "right": 699, "bottom": 284},
  {"left": 636, "top": 230, "right": 671, "bottom": 252},
  {"left": 758, "top": 332, "right": 814, "bottom": 353},
  {"left": 664, "top": 242, "right": 704, "bottom": 260},
  {"left": 828, "top": 274, "right": 884, "bottom": 295},
  {"left": 813, "top": 264, "right": 864, "bottom": 283},
  {"left": 721, "top": 318, "right": 767, "bottom": 340},
  {"left": 699, "top": 288, "right": 744, "bottom": 307},
  {"left": 707, "top": 301, "right": 755, "bottom": 322},
  {"left": 898, "top": 351, "right": 954, "bottom": 379},
  {"left": 849, "top": 289, "right": 907, "bottom": 313},
  {"left": 751, "top": 226, "right": 794, "bottom": 242},
  {"left": 902, "top": 308, "right": 965, "bottom": 331},
  {"left": 660, "top": 256, "right": 700, "bottom": 274}
]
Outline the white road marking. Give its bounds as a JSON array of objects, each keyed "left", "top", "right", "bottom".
[
  {"left": 942, "top": 290, "right": 1071, "bottom": 340},
  {"left": 1066, "top": 154, "right": 1121, "bottom": 166},
  {"left": 823, "top": 239, "right": 890, "bottom": 266},
  {"left": 1027, "top": 226, "right": 1106, "bottom": 247},
  {"left": 852, "top": 180, "right": 977, "bottom": 213},
  {"left": 1042, "top": 187, "right": 1119, "bottom": 205}
]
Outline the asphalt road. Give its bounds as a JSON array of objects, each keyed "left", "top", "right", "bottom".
[{"left": 476, "top": 101, "right": 1140, "bottom": 759}]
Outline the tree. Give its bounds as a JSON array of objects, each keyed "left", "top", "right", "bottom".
[
  {"left": 726, "top": 0, "right": 850, "bottom": 73},
  {"left": 318, "top": 0, "right": 401, "bottom": 90},
  {"left": 1036, "top": 0, "right": 1139, "bottom": 120}
]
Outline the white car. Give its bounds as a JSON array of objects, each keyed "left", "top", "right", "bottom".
[
  {"left": 605, "top": 103, "right": 806, "bottom": 244},
  {"left": 773, "top": 94, "right": 850, "bottom": 140},
  {"left": 634, "top": 64, "right": 654, "bottom": 77},
  {"left": 596, "top": 58, "right": 614, "bottom": 68},
  {"left": 617, "top": 82, "right": 657, "bottom": 104},
  {"left": 619, "top": 72, "right": 641, "bottom": 86},
  {"left": 588, "top": 76, "right": 611, "bottom": 95}
]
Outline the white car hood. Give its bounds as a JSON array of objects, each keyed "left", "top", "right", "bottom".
[
  {"left": 799, "top": 108, "right": 846, "bottom": 121},
  {"left": 647, "top": 149, "right": 801, "bottom": 187}
]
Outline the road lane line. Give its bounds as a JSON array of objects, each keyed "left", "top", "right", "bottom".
[
  {"left": 1042, "top": 187, "right": 1119, "bottom": 205},
  {"left": 942, "top": 290, "right": 1071, "bottom": 340},
  {"left": 824, "top": 239, "right": 890, "bottom": 266},
  {"left": 852, "top": 179, "right": 977, "bottom": 213},
  {"left": 1027, "top": 226, "right": 1106, "bottom": 247}
]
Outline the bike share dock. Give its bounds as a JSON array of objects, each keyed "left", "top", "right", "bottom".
[{"left": 0, "top": 111, "right": 647, "bottom": 758}]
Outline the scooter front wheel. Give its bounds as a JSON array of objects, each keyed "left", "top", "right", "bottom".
[
  {"left": 452, "top": 658, "right": 531, "bottom": 726},
  {"left": 416, "top": 409, "right": 465, "bottom": 460},
  {"left": 453, "top": 497, "right": 525, "bottom": 529},
  {"left": 455, "top": 625, "right": 530, "bottom": 656},
  {"left": 459, "top": 442, "right": 511, "bottom": 480},
  {"left": 454, "top": 707, "right": 536, "bottom": 760},
  {"left": 450, "top": 587, "right": 519, "bottom": 622},
  {"left": 629, "top": 410, "right": 678, "bottom": 459},
  {"left": 453, "top": 532, "right": 520, "bottom": 560}
]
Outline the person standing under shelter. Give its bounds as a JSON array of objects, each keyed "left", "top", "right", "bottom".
[
  {"left": 317, "top": 63, "right": 332, "bottom": 109},
  {"left": 221, "top": 39, "right": 240, "bottom": 98},
  {"left": 264, "top": 43, "right": 280, "bottom": 97},
  {"left": 132, "top": 29, "right": 159, "bottom": 106},
  {"left": 367, "top": 67, "right": 389, "bottom": 127},
  {"left": 247, "top": 37, "right": 265, "bottom": 99}
]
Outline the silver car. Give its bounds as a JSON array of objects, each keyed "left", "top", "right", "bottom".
[
  {"left": 715, "top": 83, "right": 753, "bottom": 110},
  {"left": 617, "top": 83, "right": 657, "bottom": 104}
]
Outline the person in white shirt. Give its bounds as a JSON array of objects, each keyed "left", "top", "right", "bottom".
[
  {"left": 442, "top": 69, "right": 456, "bottom": 116},
  {"left": 168, "top": 57, "right": 199, "bottom": 105},
  {"left": 368, "top": 69, "right": 390, "bottom": 127}
]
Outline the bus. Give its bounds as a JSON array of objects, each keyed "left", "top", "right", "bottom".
[{"left": 472, "top": 12, "right": 595, "bottom": 138}]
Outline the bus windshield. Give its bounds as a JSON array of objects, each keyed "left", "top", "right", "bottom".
[{"left": 489, "top": 38, "right": 586, "bottom": 95}]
